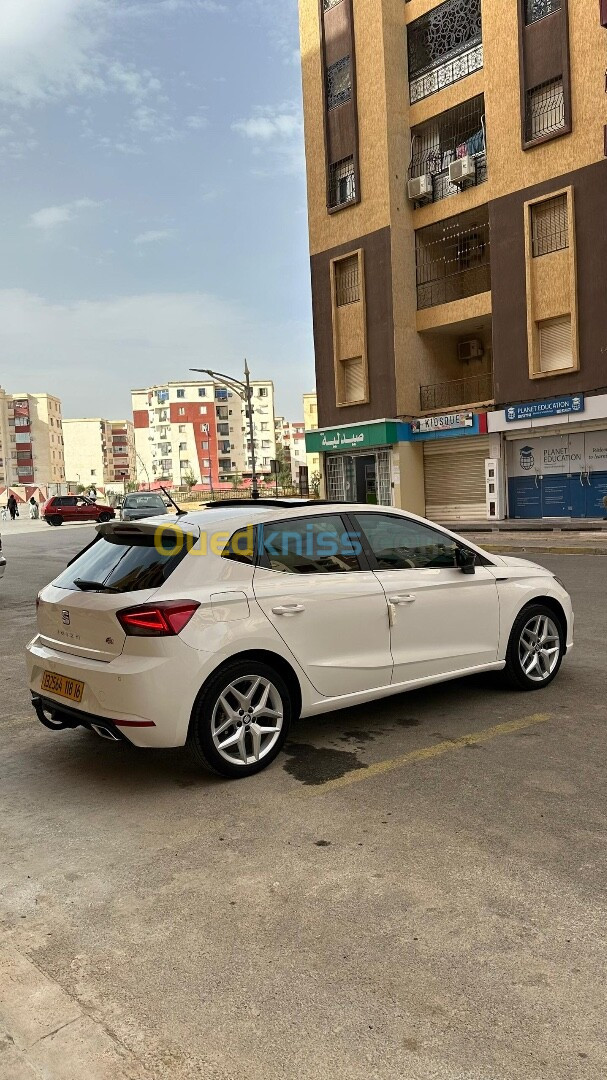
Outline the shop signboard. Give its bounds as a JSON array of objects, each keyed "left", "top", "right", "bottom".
[
  {"left": 305, "top": 421, "right": 402, "bottom": 455},
  {"left": 410, "top": 411, "right": 473, "bottom": 435},
  {"left": 505, "top": 395, "right": 585, "bottom": 423}
]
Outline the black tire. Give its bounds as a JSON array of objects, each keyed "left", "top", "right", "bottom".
[
  {"left": 187, "top": 660, "right": 292, "bottom": 779},
  {"left": 97, "top": 513, "right": 112, "bottom": 523},
  {"left": 49, "top": 515, "right": 63, "bottom": 527},
  {"left": 503, "top": 603, "right": 565, "bottom": 691}
]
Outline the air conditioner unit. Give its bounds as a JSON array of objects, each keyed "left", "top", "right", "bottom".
[
  {"left": 407, "top": 174, "right": 433, "bottom": 203},
  {"left": 449, "top": 155, "right": 476, "bottom": 186},
  {"left": 458, "top": 338, "right": 484, "bottom": 362}
]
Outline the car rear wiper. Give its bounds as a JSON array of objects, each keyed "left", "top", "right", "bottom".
[{"left": 73, "top": 578, "right": 120, "bottom": 593}]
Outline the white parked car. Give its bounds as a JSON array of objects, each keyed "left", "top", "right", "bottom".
[{"left": 26, "top": 501, "right": 573, "bottom": 779}]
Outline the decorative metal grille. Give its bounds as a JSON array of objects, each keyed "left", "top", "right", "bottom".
[
  {"left": 415, "top": 208, "right": 491, "bottom": 310},
  {"left": 326, "top": 455, "right": 348, "bottom": 501},
  {"left": 409, "top": 94, "right": 487, "bottom": 203},
  {"left": 531, "top": 194, "right": 569, "bottom": 257},
  {"left": 323, "top": 0, "right": 344, "bottom": 10},
  {"left": 408, "top": 0, "right": 482, "bottom": 103},
  {"left": 525, "top": 0, "right": 561, "bottom": 24},
  {"left": 335, "top": 255, "right": 360, "bottom": 306},
  {"left": 329, "top": 156, "right": 356, "bottom": 208},
  {"left": 526, "top": 78, "right": 565, "bottom": 142},
  {"left": 376, "top": 452, "right": 392, "bottom": 507},
  {"left": 327, "top": 56, "right": 352, "bottom": 110},
  {"left": 420, "top": 372, "right": 494, "bottom": 411}
]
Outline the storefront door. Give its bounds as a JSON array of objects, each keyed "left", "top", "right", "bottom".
[
  {"left": 508, "top": 432, "right": 606, "bottom": 519},
  {"left": 325, "top": 451, "right": 392, "bottom": 506}
]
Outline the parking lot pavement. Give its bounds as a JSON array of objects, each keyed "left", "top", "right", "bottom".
[{"left": 1, "top": 528, "right": 606, "bottom": 1080}]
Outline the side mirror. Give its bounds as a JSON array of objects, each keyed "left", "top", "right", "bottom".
[{"left": 456, "top": 547, "right": 477, "bottom": 575}]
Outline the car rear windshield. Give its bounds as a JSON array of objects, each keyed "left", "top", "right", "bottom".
[
  {"left": 53, "top": 529, "right": 189, "bottom": 593},
  {"left": 124, "top": 495, "right": 165, "bottom": 508}
]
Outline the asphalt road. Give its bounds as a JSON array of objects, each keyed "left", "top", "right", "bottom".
[{"left": 1, "top": 525, "right": 606, "bottom": 1080}]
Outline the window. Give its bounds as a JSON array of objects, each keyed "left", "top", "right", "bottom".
[
  {"left": 260, "top": 422, "right": 269, "bottom": 432},
  {"left": 259, "top": 515, "right": 362, "bottom": 575},
  {"left": 327, "top": 56, "right": 352, "bottom": 110},
  {"left": 525, "top": 0, "right": 560, "bottom": 24},
  {"left": 329, "top": 157, "right": 356, "bottom": 209},
  {"left": 180, "top": 460, "right": 190, "bottom": 469},
  {"left": 179, "top": 442, "right": 188, "bottom": 451},
  {"left": 176, "top": 389, "right": 185, "bottom": 399},
  {"left": 531, "top": 194, "right": 568, "bottom": 257},
  {"left": 53, "top": 530, "right": 188, "bottom": 594},
  {"left": 258, "top": 387, "right": 268, "bottom": 398},
  {"left": 179, "top": 407, "right": 185, "bottom": 416},
  {"left": 335, "top": 254, "right": 361, "bottom": 306},
  {"left": 200, "top": 441, "right": 209, "bottom": 450},
  {"left": 203, "top": 458, "right": 210, "bottom": 467},
  {"left": 354, "top": 513, "right": 463, "bottom": 570},
  {"left": 200, "top": 406, "right": 207, "bottom": 415},
  {"left": 179, "top": 425, "right": 186, "bottom": 433},
  {"left": 198, "top": 388, "right": 206, "bottom": 397},
  {"left": 538, "top": 314, "right": 572, "bottom": 372},
  {"left": 339, "top": 356, "right": 365, "bottom": 405},
  {"left": 526, "top": 78, "right": 565, "bottom": 142},
  {"left": 91, "top": 470, "right": 96, "bottom": 477},
  {"left": 323, "top": 0, "right": 344, "bottom": 9},
  {"left": 222, "top": 527, "right": 256, "bottom": 566}
]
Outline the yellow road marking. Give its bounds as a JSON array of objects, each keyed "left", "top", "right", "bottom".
[{"left": 308, "top": 713, "right": 551, "bottom": 794}]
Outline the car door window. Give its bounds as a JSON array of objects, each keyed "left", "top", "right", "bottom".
[
  {"left": 259, "top": 515, "right": 363, "bottom": 575},
  {"left": 62, "top": 497, "right": 77, "bottom": 508},
  {"left": 353, "top": 513, "right": 461, "bottom": 570}
]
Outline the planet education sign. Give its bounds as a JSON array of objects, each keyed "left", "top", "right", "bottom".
[{"left": 505, "top": 395, "right": 585, "bottom": 423}]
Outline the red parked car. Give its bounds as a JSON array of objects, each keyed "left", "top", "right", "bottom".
[{"left": 42, "top": 496, "right": 115, "bottom": 527}]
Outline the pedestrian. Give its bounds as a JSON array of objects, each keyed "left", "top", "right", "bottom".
[
  {"left": 29, "top": 496, "right": 39, "bottom": 520},
  {"left": 7, "top": 494, "right": 18, "bottom": 521}
]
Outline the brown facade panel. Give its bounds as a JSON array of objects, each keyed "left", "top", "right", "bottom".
[
  {"left": 601, "top": 0, "right": 607, "bottom": 28},
  {"left": 517, "top": 0, "right": 572, "bottom": 149},
  {"left": 490, "top": 158, "right": 607, "bottom": 406},
  {"left": 310, "top": 226, "right": 397, "bottom": 427}
]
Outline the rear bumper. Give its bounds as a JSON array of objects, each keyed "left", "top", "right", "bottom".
[
  {"left": 26, "top": 635, "right": 207, "bottom": 747},
  {"left": 32, "top": 694, "right": 132, "bottom": 743}
]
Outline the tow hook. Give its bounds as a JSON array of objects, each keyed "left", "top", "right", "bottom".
[{"left": 32, "top": 695, "right": 78, "bottom": 731}]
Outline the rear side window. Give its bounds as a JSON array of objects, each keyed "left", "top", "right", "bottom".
[
  {"left": 258, "top": 515, "right": 363, "bottom": 574},
  {"left": 53, "top": 530, "right": 189, "bottom": 593}
]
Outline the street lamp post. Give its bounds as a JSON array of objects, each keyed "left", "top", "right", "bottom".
[{"left": 190, "top": 362, "right": 259, "bottom": 500}]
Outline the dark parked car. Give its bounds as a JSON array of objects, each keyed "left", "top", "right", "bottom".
[
  {"left": 42, "top": 496, "right": 115, "bottom": 527},
  {"left": 120, "top": 493, "right": 170, "bottom": 521}
]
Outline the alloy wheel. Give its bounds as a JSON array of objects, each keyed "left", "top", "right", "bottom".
[
  {"left": 518, "top": 615, "right": 561, "bottom": 683},
  {"left": 211, "top": 675, "right": 283, "bottom": 767}
]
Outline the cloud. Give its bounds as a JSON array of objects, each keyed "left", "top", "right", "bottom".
[
  {"left": 0, "top": 288, "right": 314, "bottom": 420},
  {"left": 28, "top": 197, "right": 100, "bottom": 231},
  {"left": 133, "top": 229, "right": 175, "bottom": 245},
  {"left": 232, "top": 103, "right": 304, "bottom": 175}
]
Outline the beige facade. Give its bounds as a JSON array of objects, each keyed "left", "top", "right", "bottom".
[
  {"left": 0, "top": 389, "right": 65, "bottom": 489},
  {"left": 299, "top": 0, "right": 607, "bottom": 520},
  {"left": 63, "top": 418, "right": 136, "bottom": 491},
  {"left": 303, "top": 393, "right": 321, "bottom": 478}
]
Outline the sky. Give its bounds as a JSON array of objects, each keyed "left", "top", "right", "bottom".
[{"left": 0, "top": 0, "right": 314, "bottom": 421}]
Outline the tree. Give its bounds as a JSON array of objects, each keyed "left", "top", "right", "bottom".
[
  {"left": 310, "top": 471, "right": 321, "bottom": 498},
  {"left": 182, "top": 470, "right": 198, "bottom": 492},
  {"left": 274, "top": 445, "right": 293, "bottom": 490},
  {"left": 126, "top": 481, "right": 139, "bottom": 493},
  {"left": 230, "top": 472, "right": 242, "bottom": 489},
  {"left": 76, "top": 484, "right": 86, "bottom": 494}
]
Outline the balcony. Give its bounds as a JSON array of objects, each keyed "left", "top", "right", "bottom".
[
  {"left": 408, "top": 0, "right": 483, "bottom": 105},
  {"left": 420, "top": 371, "right": 493, "bottom": 411},
  {"left": 415, "top": 206, "right": 490, "bottom": 310},
  {"left": 409, "top": 95, "right": 486, "bottom": 205}
]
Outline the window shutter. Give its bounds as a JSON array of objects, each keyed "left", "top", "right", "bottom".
[
  {"left": 539, "top": 315, "right": 572, "bottom": 371},
  {"left": 343, "top": 356, "right": 365, "bottom": 403}
]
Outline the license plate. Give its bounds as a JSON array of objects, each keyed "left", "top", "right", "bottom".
[{"left": 41, "top": 671, "right": 85, "bottom": 704}]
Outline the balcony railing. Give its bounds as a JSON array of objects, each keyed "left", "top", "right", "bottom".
[
  {"left": 408, "top": 0, "right": 483, "bottom": 104},
  {"left": 420, "top": 372, "right": 494, "bottom": 412},
  {"left": 409, "top": 95, "right": 487, "bottom": 204},
  {"left": 415, "top": 208, "right": 491, "bottom": 310}
]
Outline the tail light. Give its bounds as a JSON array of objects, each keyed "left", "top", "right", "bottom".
[{"left": 117, "top": 600, "right": 200, "bottom": 637}]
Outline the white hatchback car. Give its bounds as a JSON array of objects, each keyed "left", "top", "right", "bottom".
[{"left": 26, "top": 500, "right": 573, "bottom": 778}]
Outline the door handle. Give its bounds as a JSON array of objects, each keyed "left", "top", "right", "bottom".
[
  {"left": 388, "top": 594, "right": 416, "bottom": 605},
  {"left": 271, "top": 604, "right": 305, "bottom": 616}
]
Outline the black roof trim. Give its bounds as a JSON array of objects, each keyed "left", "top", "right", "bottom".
[{"left": 199, "top": 499, "right": 340, "bottom": 510}]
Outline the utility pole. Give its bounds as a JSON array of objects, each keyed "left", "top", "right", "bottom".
[{"left": 190, "top": 362, "right": 260, "bottom": 500}]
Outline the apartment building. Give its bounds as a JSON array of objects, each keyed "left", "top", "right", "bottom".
[
  {"left": 303, "top": 392, "right": 320, "bottom": 478},
  {"left": 0, "top": 388, "right": 65, "bottom": 489},
  {"left": 63, "top": 418, "right": 136, "bottom": 490},
  {"left": 275, "top": 416, "right": 308, "bottom": 482},
  {"left": 132, "top": 379, "right": 277, "bottom": 487},
  {"left": 299, "top": 0, "right": 607, "bottom": 520}
]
